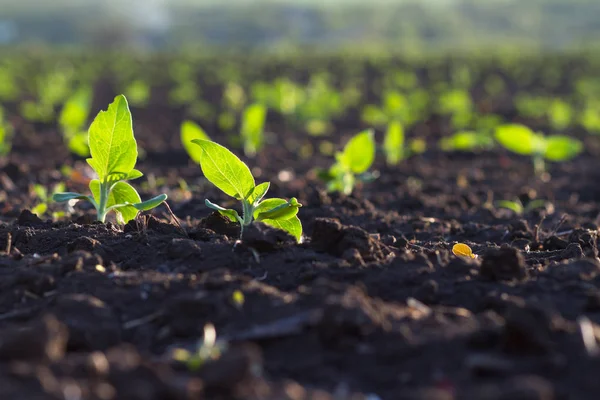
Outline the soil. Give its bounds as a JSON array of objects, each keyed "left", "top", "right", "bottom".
[{"left": 1, "top": 56, "right": 600, "bottom": 399}]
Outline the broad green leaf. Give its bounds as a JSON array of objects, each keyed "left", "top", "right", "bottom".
[
  {"left": 254, "top": 197, "right": 301, "bottom": 221},
  {"left": 181, "top": 120, "right": 210, "bottom": 164},
  {"left": 205, "top": 199, "right": 241, "bottom": 223},
  {"left": 53, "top": 192, "right": 93, "bottom": 204},
  {"left": 107, "top": 181, "right": 141, "bottom": 224},
  {"left": 241, "top": 103, "right": 267, "bottom": 156},
  {"left": 340, "top": 129, "right": 375, "bottom": 174},
  {"left": 247, "top": 182, "right": 270, "bottom": 206},
  {"left": 383, "top": 120, "right": 404, "bottom": 165},
  {"left": 86, "top": 95, "right": 137, "bottom": 182},
  {"left": 192, "top": 139, "right": 255, "bottom": 200},
  {"left": 496, "top": 200, "right": 524, "bottom": 214},
  {"left": 543, "top": 136, "right": 582, "bottom": 161},
  {"left": 495, "top": 124, "right": 544, "bottom": 156},
  {"left": 261, "top": 215, "right": 302, "bottom": 242},
  {"left": 131, "top": 194, "right": 168, "bottom": 211}
]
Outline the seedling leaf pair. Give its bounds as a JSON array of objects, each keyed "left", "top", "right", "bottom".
[
  {"left": 53, "top": 95, "right": 167, "bottom": 223},
  {"left": 192, "top": 139, "right": 302, "bottom": 242},
  {"left": 494, "top": 124, "right": 582, "bottom": 174},
  {"left": 319, "top": 129, "right": 376, "bottom": 195}
]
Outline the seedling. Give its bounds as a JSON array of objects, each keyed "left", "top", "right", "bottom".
[
  {"left": 383, "top": 120, "right": 426, "bottom": 165},
  {"left": 495, "top": 198, "right": 547, "bottom": 215},
  {"left": 440, "top": 131, "right": 494, "bottom": 152},
  {"left": 452, "top": 243, "right": 477, "bottom": 259},
  {"left": 495, "top": 124, "right": 582, "bottom": 175},
  {"left": 180, "top": 120, "right": 210, "bottom": 164},
  {"left": 317, "top": 129, "right": 376, "bottom": 195},
  {"left": 192, "top": 139, "right": 302, "bottom": 242},
  {"left": 59, "top": 87, "right": 92, "bottom": 157},
  {"left": 52, "top": 95, "right": 167, "bottom": 223},
  {"left": 172, "top": 323, "right": 227, "bottom": 371},
  {"left": 241, "top": 103, "right": 267, "bottom": 157},
  {"left": 31, "top": 183, "right": 66, "bottom": 218}
]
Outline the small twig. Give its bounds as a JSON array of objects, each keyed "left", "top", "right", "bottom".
[
  {"left": 163, "top": 201, "right": 188, "bottom": 237},
  {"left": 549, "top": 214, "right": 568, "bottom": 237},
  {"left": 534, "top": 215, "right": 545, "bottom": 242}
]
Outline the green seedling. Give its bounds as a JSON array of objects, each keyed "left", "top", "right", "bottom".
[
  {"left": 31, "top": 183, "right": 66, "bottom": 218},
  {"left": 495, "top": 198, "right": 547, "bottom": 215},
  {"left": 53, "top": 95, "right": 167, "bottom": 223},
  {"left": 317, "top": 129, "right": 376, "bottom": 195},
  {"left": 181, "top": 120, "right": 210, "bottom": 164},
  {"left": 495, "top": 124, "right": 582, "bottom": 175},
  {"left": 440, "top": 131, "right": 494, "bottom": 152},
  {"left": 59, "top": 87, "right": 92, "bottom": 157},
  {"left": 192, "top": 139, "right": 302, "bottom": 241},
  {"left": 241, "top": 103, "right": 267, "bottom": 157},
  {"left": 383, "top": 120, "right": 426, "bottom": 165},
  {"left": 172, "top": 324, "right": 227, "bottom": 372}
]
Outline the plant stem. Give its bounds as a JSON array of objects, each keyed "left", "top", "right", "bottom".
[
  {"left": 533, "top": 155, "right": 545, "bottom": 176},
  {"left": 97, "top": 182, "right": 108, "bottom": 222}
]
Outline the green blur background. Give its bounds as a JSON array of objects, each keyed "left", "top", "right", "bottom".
[{"left": 1, "top": 0, "right": 598, "bottom": 54}]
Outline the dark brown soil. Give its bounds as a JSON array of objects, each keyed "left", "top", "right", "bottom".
[{"left": 1, "top": 55, "right": 600, "bottom": 399}]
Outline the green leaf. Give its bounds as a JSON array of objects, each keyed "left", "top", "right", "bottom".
[
  {"left": 33, "top": 184, "right": 48, "bottom": 201},
  {"left": 68, "top": 132, "right": 90, "bottom": 157},
  {"left": 59, "top": 87, "right": 92, "bottom": 133},
  {"left": 181, "top": 120, "right": 210, "bottom": 164},
  {"left": 383, "top": 120, "right": 404, "bottom": 165},
  {"left": 495, "top": 124, "right": 544, "bottom": 156},
  {"left": 86, "top": 95, "right": 137, "bottom": 182},
  {"left": 339, "top": 129, "right": 375, "bottom": 174},
  {"left": 246, "top": 182, "right": 270, "bottom": 206},
  {"left": 241, "top": 103, "right": 267, "bottom": 156},
  {"left": 192, "top": 139, "right": 255, "bottom": 200},
  {"left": 543, "top": 135, "right": 582, "bottom": 161},
  {"left": 496, "top": 200, "right": 524, "bottom": 214},
  {"left": 261, "top": 215, "right": 302, "bottom": 242},
  {"left": 127, "top": 169, "right": 144, "bottom": 180},
  {"left": 107, "top": 181, "right": 142, "bottom": 224},
  {"left": 131, "top": 194, "right": 168, "bottom": 211},
  {"left": 31, "top": 203, "right": 47, "bottom": 217},
  {"left": 53, "top": 192, "right": 93, "bottom": 203},
  {"left": 205, "top": 199, "right": 241, "bottom": 223},
  {"left": 254, "top": 197, "right": 301, "bottom": 221}
]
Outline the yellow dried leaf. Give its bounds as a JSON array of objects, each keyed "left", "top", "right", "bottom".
[{"left": 452, "top": 243, "right": 476, "bottom": 259}]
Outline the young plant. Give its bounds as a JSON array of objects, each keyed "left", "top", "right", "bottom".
[
  {"left": 180, "top": 120, "right": 210, "bottom": 164},
  {"left": 440, "top": 131, "right": 494, "bottom": 152},
  {"left": 59, "top": 87, "right": 93, "bottom": 157},
  {"left": 318, "top": 129, "right": 376, "bottom": 195},
  {"left": 53, "top": 95, "right": 167, "bottom": 223},
  {"left": 31, "top": 183, "right": 66, "bottom": 218},
  {"left": 192, "top": 139, "right": 302, "bottom": 241},
  {"left": 495, "top": 198, "right": 547, "bottom": 215},
  {"left": 383, "top": 120, "right": 426, "bottom": 165},
  {"left": 495, "top": 124, "right": 582, "bottom": 175},
  {"left": 241, "top": 103, "right": 267, "bottom": 157}
]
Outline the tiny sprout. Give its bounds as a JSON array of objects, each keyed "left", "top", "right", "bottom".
[
  {"left": 172, "top": 323, "right": 226, "bottom": 371},
  {"left": 452, "top": 243, "right": 476, "bottom": 259}
]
